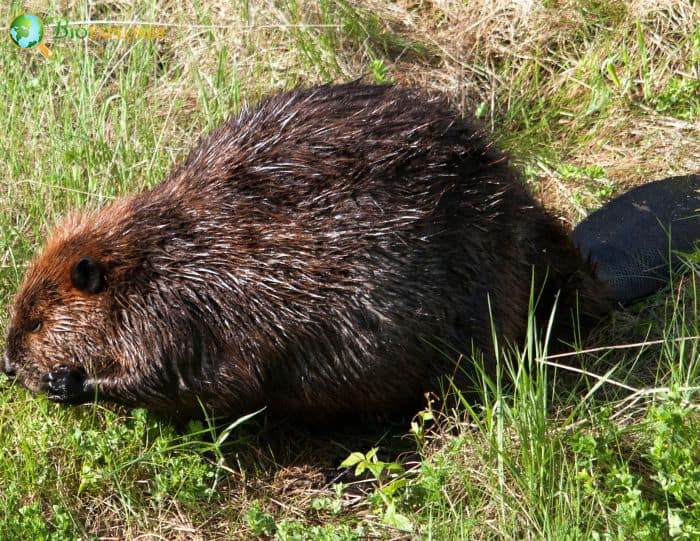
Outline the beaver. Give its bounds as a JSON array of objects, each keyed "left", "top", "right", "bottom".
[{"left": 2, "top": 82, "right": 694, "bottom": 421}]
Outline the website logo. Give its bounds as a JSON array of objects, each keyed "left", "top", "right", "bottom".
[
  {"left": 8, "top": 14, "right": 167, "bottom": 60},
  {"left": 9, "top": 13, "right": 53, "bottom": 59}
]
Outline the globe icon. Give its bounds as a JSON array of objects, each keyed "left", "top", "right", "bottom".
[
  {"left": 8, "top": 13, "right": 52, "bottom": 58},
  {"left": 9, "top": 14, "right": 45, "bottom": 49}
]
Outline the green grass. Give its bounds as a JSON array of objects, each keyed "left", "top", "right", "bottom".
[{"left": 1, "top": 0, "right": 699, "bottom": 539}]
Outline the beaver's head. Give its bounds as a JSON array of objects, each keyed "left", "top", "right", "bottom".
[{"left": 3, "top": 213, "right": 122, "bottom": 397}]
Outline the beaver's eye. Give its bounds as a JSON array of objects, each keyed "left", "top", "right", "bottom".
[{"left": 28, "top": 319, "right": 42, "bottom": 333}]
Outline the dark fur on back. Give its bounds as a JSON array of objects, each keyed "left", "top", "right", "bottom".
[{"left": 4, "top": 83, "right": 611, "bottom": 421}]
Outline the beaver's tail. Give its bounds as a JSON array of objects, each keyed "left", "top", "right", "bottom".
[{"left": 571, "top": 174, "right": 700, "bottom": 304}]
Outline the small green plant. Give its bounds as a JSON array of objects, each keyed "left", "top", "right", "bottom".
[
  {"left": 656, "top": 78, "right": 700, "bottom": 121},
  {"left": 244, "top": 500, "right": 277, "bottom": 537},
  {"left": 571, "top": 390, "right": 700, "bottom": 540},
  {"left": 368, "top": 58, "right": 389, "bottom": 84},
  {"left": 340, "top": 448, "right": 413, "bottom": 531},
  {"left": 310, "top": 496, "right": 343, "bottom": 515},
  {"left": 557, "top": 162, "right": 616, "bottom": 208},
  {"left": 275, "top": 520, "right": 367, "bottom": 541},
  {"left": 410, "top": 408, "right": 435, "bottom": 445},
  {"left": 3, "top": 502, "right": 81, "bottom": 541}
]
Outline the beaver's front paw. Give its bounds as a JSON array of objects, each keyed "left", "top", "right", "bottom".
[{"left": 44, "top": 365, "right": 92, "bottom": 404}]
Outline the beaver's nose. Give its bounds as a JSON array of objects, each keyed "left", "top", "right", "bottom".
[{"left": 2, "top": 352, "right": 16, "bottom": 378}]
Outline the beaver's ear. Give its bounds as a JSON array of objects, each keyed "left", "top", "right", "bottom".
[{"left": 71, "top": 257, "right": 105, "bottom": 294}]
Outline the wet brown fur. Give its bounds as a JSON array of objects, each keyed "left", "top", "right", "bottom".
[{"left": 4, "top": 83, "right": 611, "bottom": 421}]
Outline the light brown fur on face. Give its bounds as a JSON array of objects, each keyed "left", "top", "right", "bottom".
[
  {"left": 5, "top": 208, "right": 130, "bottom": 393},
  {"left": 3, "top": 83, "right": 611, "bottom": 421}
]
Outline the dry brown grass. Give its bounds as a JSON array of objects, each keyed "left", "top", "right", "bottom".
[{"left": 36, "top": 0, "right": 699, "bottom": 218}]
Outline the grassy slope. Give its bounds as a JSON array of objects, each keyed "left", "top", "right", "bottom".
[{"left": 1, "top": 0, "right": 699, "bottom": 539}]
